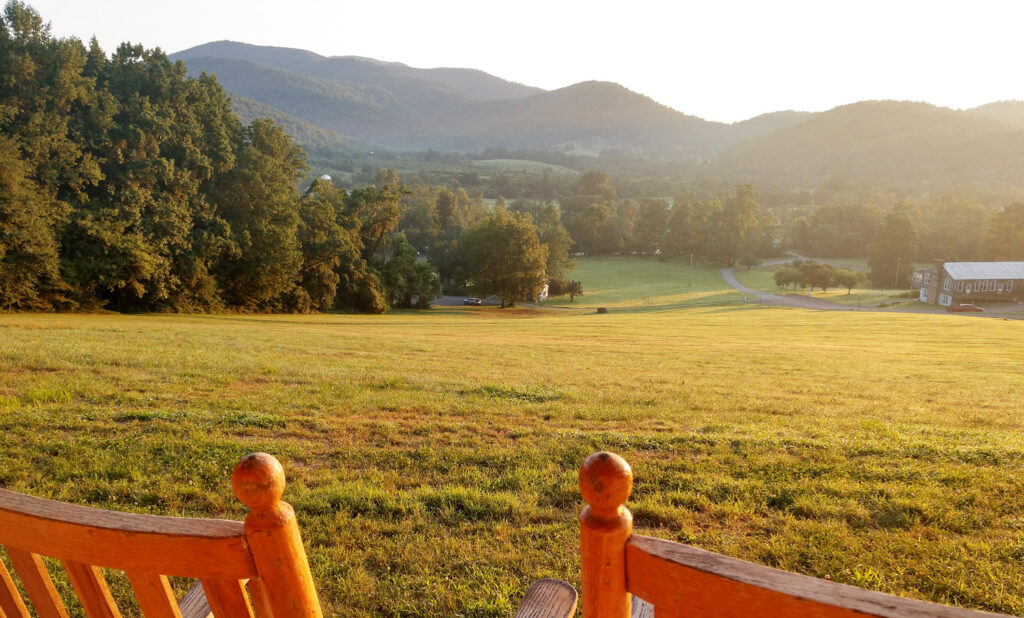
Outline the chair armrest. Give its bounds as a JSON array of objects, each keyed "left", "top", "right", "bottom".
[
  {"left": 179, "top": 581, "right": 212, "bottom": 618},
  {"left": 515, "top": 578, "right": 578, "bottom": 618},
  {"left": 631, "top": 595, "right": 654, "bottom": 618}
]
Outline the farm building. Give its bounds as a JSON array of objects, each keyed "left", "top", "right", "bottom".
[{"left": 912, "top": 261, "right": 1024, "bottom": 306}]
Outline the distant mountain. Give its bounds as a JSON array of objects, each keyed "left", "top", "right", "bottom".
[
  {"left": 713, "top": 101, "right": 1024, "bottom": 187},
  {"left": 173, "top": 42, "right": 1024, "bottom": 191},
  {"left": 727, "top": 111, "right": 815, "bottom": 142},
  {"left": 171, "top": 42, "right": 732, "bottom": 156},
  {"left": 967, "top": 100, "right": 1024, "bottom": 128},
  {"left": 229, "top": 95, "right": 347, "bottom": 148},
  {"left": 173, "top": 41, "right": 541, "bottom": 103},
  {"left": 427, "top": 81, "right": 730, "bottom": 157}
]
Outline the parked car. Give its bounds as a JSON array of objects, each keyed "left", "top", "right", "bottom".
[
  {"left": 947, "top": 303, "right": 983, "bottom": 312},
  {"left": 463, "top": 297, "right": 482, "bottom": 305}
]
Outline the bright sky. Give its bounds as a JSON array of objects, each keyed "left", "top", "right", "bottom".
[{"left": 27, "top": 0, "right": 1024, "bottom": 123}]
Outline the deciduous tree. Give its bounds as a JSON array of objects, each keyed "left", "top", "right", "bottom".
[{"left": 462, "top": 206, "right": 547, "bottom": 308}]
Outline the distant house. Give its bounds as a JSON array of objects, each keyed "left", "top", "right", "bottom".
[{"left": 913, "top": 261, "right": 1024, "bottom": 306}]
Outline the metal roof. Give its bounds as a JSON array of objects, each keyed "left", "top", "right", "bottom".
[{"left": 943, "top": 262, "right": 1024, "bottom": 280}]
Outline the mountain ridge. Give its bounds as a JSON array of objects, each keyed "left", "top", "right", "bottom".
[{"left": 172, "top": 41, "right": 1024, "bottom": 189}]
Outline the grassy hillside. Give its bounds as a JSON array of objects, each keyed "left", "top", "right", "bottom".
[
  {"left": 544, "top": 257, "right": 742, "bottom": 308},
  {"left": 2, "top": 310, "right": 1024, "bottom": 615}
]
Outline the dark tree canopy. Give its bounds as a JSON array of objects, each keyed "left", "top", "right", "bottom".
[{"left": 0, "top": 3, "right": 441, "bottom": 313}]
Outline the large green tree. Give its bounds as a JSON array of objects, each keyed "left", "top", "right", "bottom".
[
  {"left": 214, "top": 119, "right": 306, "bottom": 309},
  {"left": 869, "top": 210, "right": 918, "bottom": 288},
  {"left": 536, "top": 202, "right": 575, "bottom": 281},
  {"left": 0, "top": 2, "right": 99, "bottom": 309},
  {"left": 984, "top": 202, "right": 1024, "bottom": 261},
  {"left": 462, "top": 206, "right": 547, "bottom": 308}
]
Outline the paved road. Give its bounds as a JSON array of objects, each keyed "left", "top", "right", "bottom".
[
  {"left": 720, "top": 266, "right": 850, "bottom": 310},
  {"left": 432, "top": 295, "right": 500, "bottom": 307}
]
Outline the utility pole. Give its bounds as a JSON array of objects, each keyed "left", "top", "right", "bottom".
[{"left": 893, "top": 256, "right": 902, "bottom": 290}]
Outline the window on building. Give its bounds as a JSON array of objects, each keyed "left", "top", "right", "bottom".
[
  {"left": 981, "top": 280, "right": 989, "bottom": 292},
  {"left": 943, "top": 279, "right": 951, "bottom": 291},
  {"left": 956, "top": 280, "right": 964, "bottom": 292},
  {"left": 1010, "top": 281, "right": 1016, "bottom": 291},
  {"left": 924, "top": 273, "right": 931, "bottom": 284}
]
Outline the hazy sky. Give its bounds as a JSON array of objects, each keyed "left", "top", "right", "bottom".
[{"left": 26, "top": 0, "right": 1024, "bottom": 123}]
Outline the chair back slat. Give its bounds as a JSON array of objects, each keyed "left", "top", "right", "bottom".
[
  {"left": 126, "top": 572, "right": 183, "bottom": 618},
  {"left": 247, "top": 577, "right": 274, "bottom": 618},
  {"left": 200, "top": 578, "right": 254, "bottom": 618},
  {"left": 0, "top": 555, "right": 31, "bottom": 618},
  {"left": 63, "top": 561, "right": 122, "bottom": 618},
  {"left": 0, "top": 453, "right": 323, "bottom": 618},
  {"left": 6, "top": 547, "right": 70, "bottom": 618}
]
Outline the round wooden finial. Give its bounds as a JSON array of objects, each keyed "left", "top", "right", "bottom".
[
  {"left": 579, "top": 451, "right": 632, "bottom": 513},
  {"left": 232, "top": 452, "right": 286, "bottom": 511}
]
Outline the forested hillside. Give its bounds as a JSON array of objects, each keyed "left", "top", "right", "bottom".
[
  {"left": 0, "top": 2, "right": 434, "bottom": 313},
  {"left": 713, "top": 101, "right": 1024, "bottom": 188},
  {"left": 175, "top": 42, "right": 1024, "bottom": 193}
]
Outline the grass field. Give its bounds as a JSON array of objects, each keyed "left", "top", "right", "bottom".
[
  {"left": 544, "top": 256, "right": 744, "bottom": 309},
  {"left": 471, "top": 159, "right": 579, "bottom": 176},
  {"left": 2, "top": 307, "right": 1024, "bottom": 616}
]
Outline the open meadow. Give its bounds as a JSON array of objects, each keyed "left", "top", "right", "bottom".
[
  {"left": 2, "top": 306, "right": 1024, "bottom": 616},
  {"left": 543, "top": 257, "right": 744, "bottom": 308}
]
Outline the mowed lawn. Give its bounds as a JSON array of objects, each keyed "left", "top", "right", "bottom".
[
  {"left": 544, "top": 256, "right": 743, "bottom": 308},
  {"left": 2, "top": 308, "right": 1024, "bottom": 616}
]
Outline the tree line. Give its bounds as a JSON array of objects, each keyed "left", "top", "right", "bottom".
[
  {"left": 0, "top": 2, "right": 579, "bottom": 313},
  {"left": 782, "top": 199, "right": 1024, "bottom": 287},
  {"left": 1, "top": 2, "right": 400, "bottom": 312}
]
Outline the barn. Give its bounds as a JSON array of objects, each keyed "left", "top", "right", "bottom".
[{"left": 913, "top": 261, "right": 1024, "bottom": 306}]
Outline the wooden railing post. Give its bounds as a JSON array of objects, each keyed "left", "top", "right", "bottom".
[
  {"left": 579, "top": 451, "right": 633, "bottom": 618},
  {"left": 232, "top": 453, "right": 322, "bottom": 618}
]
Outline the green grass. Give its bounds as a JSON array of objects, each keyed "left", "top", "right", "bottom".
[
  {"left": 2, "top": 309, "right": 1024, "bottom": 616},
  {"left": 545, "top": 256, "right": 743, "bottom": 309},
  {"left": 471, "top": 159, "right": 579, "bottom": 175}
]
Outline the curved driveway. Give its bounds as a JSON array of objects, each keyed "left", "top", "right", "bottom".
[{"left": 721, "top": 265, "right": 850, "bottom": 310}]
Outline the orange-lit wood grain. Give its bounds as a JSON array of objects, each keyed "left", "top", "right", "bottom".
[
  {"left": 201, "top": 578, "right": 253, "bottom": 618},
  {"left": 126, "top": 572, "right": 182, "bottom": 618},
  {"left": 233, "top": 453, "right": 323, "bottom": 618},
  {"left": 7, "top": 548, "right": 69, "bottom": 618},
  {"left": 579, "top": 452, "right": 634, "bottom": 618},
  {"left": 0, "top": 552, "right": 31, "bottom": 618},
  {"left": 0, "top": 489, "right": 254, "bottom": 579},
  {"left": 63, "top": 561, "right": 122, "bottom": 618}
]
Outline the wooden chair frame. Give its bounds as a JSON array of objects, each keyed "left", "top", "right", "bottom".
[
  {"left": 4, "top": 449, "right": 1009, "bottom": 617},
  {"left": 579, "top": 451, "right": 1009, "bottom": 618},
  {"left": 0, "top": 453, "right": 321, "bottom": 618}
]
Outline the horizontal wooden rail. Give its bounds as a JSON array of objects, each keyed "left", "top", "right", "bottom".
[
  {"left": 0, "top": 489, "right": 255, "bottom": 579},
  {"left": 625, "top": 535, "right": 1003, "bottom": 618}
]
